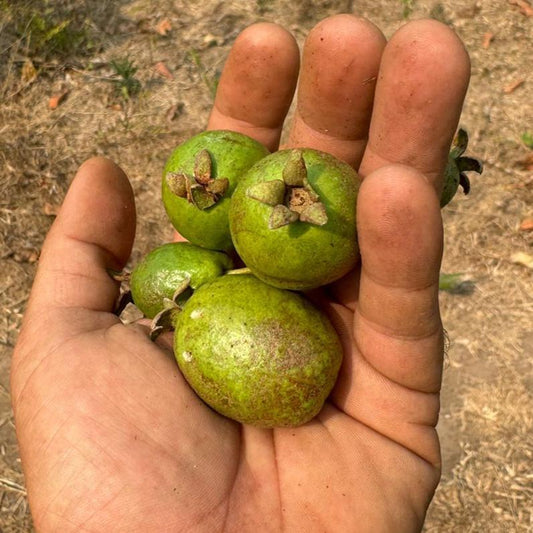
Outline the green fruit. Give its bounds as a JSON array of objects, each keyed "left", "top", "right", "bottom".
[
  {"left": 130, "top": 242, "right": 233, "bottom": 319},
  {"left": 174, "top": 274, "right": 343, "bottom": 428},
  {"left": 162, "top": 130, "right": 270, "bottom": 251},
  {"left": 229, "top": 148, "right": 360, "bottom": 290},
  {"left": 441, "top": 128, "right": 483, "bottom": 208}
]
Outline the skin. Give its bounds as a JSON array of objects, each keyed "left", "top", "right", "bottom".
[{"left": 11, "top": 15, "right": 470, "bottom": 533}]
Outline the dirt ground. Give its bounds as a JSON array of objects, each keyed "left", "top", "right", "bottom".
[{"left": 0, "top": 1, "right": 531, "bottom": 531}]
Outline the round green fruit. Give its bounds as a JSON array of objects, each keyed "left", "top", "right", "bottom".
[
  {"left": 174, "top": 274, "right": 343, "bottom": 428},
  {"left": 162, "top": 130, "right": 270, "bottom": 251},
  {"left": 229, "top": 148, "right": 360, "bottom": 290},
  {"left": 130, "top": 242, "right": 233, "bottom": 319}
]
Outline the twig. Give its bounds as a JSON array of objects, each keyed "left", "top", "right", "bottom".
[{"left": 0, "top": 478, "right": 27, "bottom": 495}]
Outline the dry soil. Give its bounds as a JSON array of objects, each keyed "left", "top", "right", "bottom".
[{"left": 0, "top": 1, "right": 531, "bottom": 531}]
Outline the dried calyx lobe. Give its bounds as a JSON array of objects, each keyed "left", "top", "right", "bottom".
[
  {"left": 246, "top": 149, "right": 328, "bottom": 229},
  {"left": 149, "top": 277, "right": 190, "bottom": 341},
  {"left": 166, "top": 149, "right": 229, "bottom": 210},
  {"left": 441, "top": 128, "right": 483, "bottom": 208}
]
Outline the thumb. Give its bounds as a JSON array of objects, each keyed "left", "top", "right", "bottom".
[
  {"left": 27, "top": 156, "right": 136, "bottom": 315},
  {"left": 12, "top": 157, "right": 136, "bottom": 404}
]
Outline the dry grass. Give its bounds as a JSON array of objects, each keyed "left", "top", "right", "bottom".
[{"left": 1, "top": 0, "right": 532, "bottom": 531}]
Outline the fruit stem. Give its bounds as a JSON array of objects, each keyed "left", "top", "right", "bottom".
[
  {"left": 150, "top": 304, "right": 181, "bottom": 341},
  {"left": 226, "top": 267, "right": 252, "bottom": 276},
  {"left": 108, "top": 269, "right": 130, "bottom": 282}
]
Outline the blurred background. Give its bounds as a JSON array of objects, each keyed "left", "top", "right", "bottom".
[{"left": 1, "top": 1, "right": 531, "bottom": 531}]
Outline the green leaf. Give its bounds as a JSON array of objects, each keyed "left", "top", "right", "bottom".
[
  {"left": 520, "top": 131, "right": 533, "bottom": 149},
  {"left": 439, "top": 272, "right": 475, "bottom": 294}
]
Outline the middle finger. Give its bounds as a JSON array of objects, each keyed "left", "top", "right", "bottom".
[{"left": 287, "top": 14, "right": 386, "bottom": 168}]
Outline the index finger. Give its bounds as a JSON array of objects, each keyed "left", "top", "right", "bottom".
[
  {"left": 287, "top": 15, "right": 386, "bottom": 167},
  {"left": 207, "top": 22, "right": 300, "bottom": 151}
]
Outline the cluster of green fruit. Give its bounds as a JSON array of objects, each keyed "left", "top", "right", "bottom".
[{"left": 118, "top": 129, "right": 481, "bottom": 428}]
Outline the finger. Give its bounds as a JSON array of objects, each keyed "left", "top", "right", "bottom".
[
  {"left": 359, "top": 19, "right": 471, "bottom": 193},
  {"left": 332, "top": 165, "right": 443, "bottom": 462},
  {"left": 27, "top": 157, "right": 136, "bottom": 314},
  {"left": 207, "top": 22, "right": 300, "bottom": 151},
  {"left": 356, "top": 164, "right": 443, "bottom": 392},
  {"left": 287, "top": 14, "right": 386, "bottom": 167}
]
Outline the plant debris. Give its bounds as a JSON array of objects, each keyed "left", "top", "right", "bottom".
[
  {"left": 154, "top": 61, "right": 173, "bottom": 80},
  {"left": 508, "top": 0, "right": 533, "bottom": 16},
  {"left": 482, "top": 32, "right": 494, "bottom": 49},
  {"left": 511, "top": 252, "right": 533, "bottom": 269},
  {"left": 518, "top": 218, "right": 533, "bottom": 231},
  {"left": 48, "top": 90, "right": 68, "bottom": 109},
  {"left": 155, "top": 19, "right": 172, "bottom": 36},
  {"left": 503, "top": 78, "right": 525, "bottom": 94}
]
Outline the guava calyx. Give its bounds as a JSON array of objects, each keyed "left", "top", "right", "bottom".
[
  {"left": 149, "top": 277, "right": 191, "bottom": 340},
  {"left": 246, "top": 179, "right": 285, "bottom": 205},
  {"left": 450, "top": 128, "right": 483, "bottom": 197},
  {"left": 165, "top": 149, "right": 229, "bottom": 210},
  {"left": 108, "top": 269, "right": 133, "bottom": 316},
  {"left": 269, "top": 204, "right": 299, "bottom": 229},
  {"left": 246, "top": 149, "right": 328, "bottom": 229}
]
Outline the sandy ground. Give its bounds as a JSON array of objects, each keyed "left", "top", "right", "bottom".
[{"left": 1, "top": 1, "right": 531, "bottom": 531}]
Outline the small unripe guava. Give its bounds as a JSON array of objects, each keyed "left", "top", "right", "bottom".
[
  {"left": 229, "top": 148, "right": 360, "bottom": 290},
  {"left": 130, "top": 242, "right": 233, "bottom": 318},
  {"left": 162, "top": 130, "right": 270, "bottom": 251},
  {"left": 174, "top": 274, "right": 343, "bottom": 428}
]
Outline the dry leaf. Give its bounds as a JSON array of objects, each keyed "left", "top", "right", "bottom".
[
  {"left": 14, "top": 249, "right": 39, "bottom": 263},
  {"left": 519, "top": 218, "right": 533, "bottom": 231},
  {"left": 155, "top": 19, "right": 172, "bottom": 36},
  {"left": 43, "top": 202, "right": 61, "bottom": 216},
  {"left": 203, "top": 33, "right": 218, "bottom": 46},
  {"left": 136, "top": 18, "right": 152, "bottom": 33},
  {"left": 48, "top": 91, "right": 68, "bottom": 110},
  {"left": 21, "top": 59, "right": 37, "bottom": 84},
  {"left": 482, "top": 32, "right": 494, "bottom": 49},
  {"left": 165, "top": 103, "right": 180, "bottom": 122},
  {"left": 516, "top": 153, "right": 533, "bottom": 171},
  {"left": 28, "top": 251, "right": 39, "bottom": 263},
  {"left": 508, "top": 0, "right": 533, "bottom": 16},
  {"left": 154, "top": 61, "right": 173, "bottom": 80},
  {"left": 511, "top": 252, "right": 533, "bottom": 269},
  {"left": 503, "top": 78, "right": 525, "bottom": 94},
  {"left": 508, "top": 177, "right": 533, "bottom": 190}
]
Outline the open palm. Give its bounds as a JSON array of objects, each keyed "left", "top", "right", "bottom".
[{"left": 11, "top": 15, "right": 470, "bottom": 532}]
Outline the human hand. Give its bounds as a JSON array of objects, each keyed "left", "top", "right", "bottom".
[{"left": 11, "top": 15, "right": 470, "bottom": 532}]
